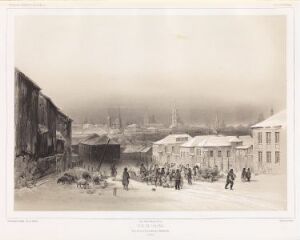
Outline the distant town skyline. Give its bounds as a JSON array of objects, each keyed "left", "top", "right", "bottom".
[{"left": 15, "top": 15, "right": 286, "bottom": 123}]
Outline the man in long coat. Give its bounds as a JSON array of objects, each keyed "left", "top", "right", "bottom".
[
  {"left": 175, "top": 169, "right": 181, "bottom": 190},
  {"left": 122, "top": 168, "right": 130, "bottom": 191}
]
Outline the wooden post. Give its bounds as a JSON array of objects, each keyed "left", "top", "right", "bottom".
[
  {"left": 97, "top": 139, "right": 110, "bottom": 172},
  {"left": 227, "top": 157, "right": 230, "bottom": 171}
]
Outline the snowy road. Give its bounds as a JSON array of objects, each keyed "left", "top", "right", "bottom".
[{"left": 14, "top": 174, "right": 286, "bottom": 211}]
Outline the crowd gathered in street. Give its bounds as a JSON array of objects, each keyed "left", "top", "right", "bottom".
[
  {"left": 118, "top": 162, "right": 252, "bottom": 191},
  {"left": 116, "top": 161, "right": 253, "bottom": 191}
]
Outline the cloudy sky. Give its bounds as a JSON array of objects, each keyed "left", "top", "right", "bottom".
[{"left": 15, "top": 15, "right": 286, "bottom": 122}]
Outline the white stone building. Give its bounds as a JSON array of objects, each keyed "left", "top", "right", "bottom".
[
  {"left": 251, "top": 110, "right": 286, "bottom": 174},
  {"left": 180, "top": 135, "right": 242, "bottom": 171},
  {"left": 152, "top": 134, "right": 192, "bottom": 165},
  {"left": 235, "top": 135, "right": 253, "bottom": 171}
]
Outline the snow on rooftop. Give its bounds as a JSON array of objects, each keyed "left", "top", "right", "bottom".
[
  {"left": 122, "top": 145, "right": 152, "bottom": 153},
  {"left": 79, "top": 133, "right": 118, "bottom": 146},
  {"left": 122, "top": 145, "right": 144, "bottom": 153},
  {"left": 154, "top": 134, "right": 192, "bottom": 145},
  {"left": 181, "top": 135, "right": 242, "bottom": 148},
  {"left": 238, "top": 135, "right": 253, "bottom": 147},
  {"left": 140, "top": 146, "right": 152, "bottom": 153},
  {"left": 251, "top": 110, "right": 286, "bottom": 129},
  {"left": 236, "top": 145, "right": 252, "bottom": 150}
]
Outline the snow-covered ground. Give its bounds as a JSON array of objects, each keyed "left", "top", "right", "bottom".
[{"left": 14, "top": 173, "right": 286, "bottom": 211}]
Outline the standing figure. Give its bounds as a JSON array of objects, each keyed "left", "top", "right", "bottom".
[
  {"left": 175, "top": 169, "right": 181, "bottom": 190},
  {"left": 241, "top": 168, "right": 247, "bottom": 181},
  {"left": 155, "top": 168, "right": 160, "bottom": 187},
  {"left": 225, "top": 169, "right": 236, "bottom": 190},
  {"left": 180, "top": 168, "right": 185, "bottom": 189},
  {"left": 111, "top": 164, "right": 117, "bottom": 178},
  {"left": 246, "top": 168, "right": 251, "bottom": 182},
  {"left": 122, "top": 168, "right": 130, "bottom": 191},
  {"left": 140, "top": 163, "right": 147, "bottom": 179},
  {"left": 187, "top": 168, "right": 192, "bottom": 185},
  {"left": 193, "top": 166, "right": 197, "bottom": 177}
]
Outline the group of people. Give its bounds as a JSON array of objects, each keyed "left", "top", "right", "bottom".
[
  {"left": 241, "top": 168, "right": 252, "bottom": 182},
  {"left": 224, "top": 167, "right": 252, "bottom": 190},
  {"left": 140, "top": 163, "right": 194, "bottom": 190},
  {"left": 120, "top": 163, "right": 252, "bottom": 192}
]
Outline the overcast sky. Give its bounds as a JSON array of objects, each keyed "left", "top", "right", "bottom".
[{"left": 15, "top": 15, "right": 286, "bottom": 120}]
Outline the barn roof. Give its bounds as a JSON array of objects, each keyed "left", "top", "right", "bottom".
[
  {"left": 15, "top": 68, "right": 41, "bottom": 91},
  {"left": 39, "top": 92, "right": 59, "bottom": 110},
  {"left": 122, "top": 145, "right": 144, "bottom": 153},
  {"left": 140, "top": 146, "right": 152, "bottom": 153},
  {"left": 79, "top": 133, "right": 118, "bottom": 146},
  {"left": 122, "top": 145, "right": 152, "bottom": 153}
]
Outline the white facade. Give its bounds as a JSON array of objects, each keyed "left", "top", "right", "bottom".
[
  {"left": 251, "top": 111, "right": 286, "bottom": 174},
  {"left": 152, "top": 134, "right": 192, "bottom": 166},
  {"left": 179, "top": 135, "right": 242, "bottom": 171},
  {"left": 235, "top": 135, "right": 253, "bottom": 171}
]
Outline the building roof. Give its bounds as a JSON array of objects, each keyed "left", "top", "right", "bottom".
[
  {"left": 238, "top": 135, "right": 253, "bottom": 147},
  {"left": 79, "top": 133, "right": 118, "bottom": 146},
  {"left": 16, "top": 68, "right": 72, "bottom": 121},
  {"left": 39, "top": 92, "right": 59, "bottom": 110},
  {"left": 15, "top": 68, "right": 41, "bottom": 91},
  {"left": 251, "top": 110, "right": 286, "bottom": 129},
  {"left": 154, "top": 134, "right": 192, "bottom": 145},
  {"left": 122, "top": 145, "right": 152, "bottom": 153},
  {"left": 72, "top": 137, "right": 85, "bottom": 145},
  {"left": 181, "top": 135, "right": 242, "bottom": 148},
  {"left": 140, "top": 146, "right": 152, "bottom": 153},
  {"left": 57, "top": 109, "right": 73, "bottom": 122},
  {"left": 236, "top": 145, "right": 252, "bottom": 150},
  {"left": 122, "top": 145, "right": 145, "bottom": 153}
]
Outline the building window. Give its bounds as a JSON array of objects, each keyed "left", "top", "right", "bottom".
[
  {"left": 218, "top": 151, "right": 222, "bottom": 157},
  {"left": 275, "top": 132, "right": 280, "bottom": 144},
  {"left": 197, "top": 149, "right": 201, "bottom": 156},
  {"left": 258, "top": 132, "right": 262, "bottom": 144},
  {"left": 275, "top": 151, "right": 280, "bottom": 163},
  {"left": 210, "top": 151, "right": 213, "bottom": 157},
  {"left": 189, "top": 148, "right": 194, "bottom": 154},
  {"left": 227, "top": 150, "right": 230, "bottom": 157},
  {"left": 266, "top": 151, "right": 271, "bottom": 163},
  {"left": 258, "top": 151, "right": 263, "bottom": 163},
  {"left": 266, "top": 132, "right": 271, "bottom": 144}
]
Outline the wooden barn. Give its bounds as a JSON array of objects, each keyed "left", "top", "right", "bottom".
[
  {"left": 56, "top": 110, "right": 72, "bottom": 171},
  {"left": 15, "top": 68, "right": 40, "bottom": 157},
  {"left": 78, "top": 134, "right": 120, "bottom": 171},
  {"left": 37, "top": 93, "right": 58, "bottom": 157},
  {"left": 14, "top": 68, "right": 73, "bottom": 187}
]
